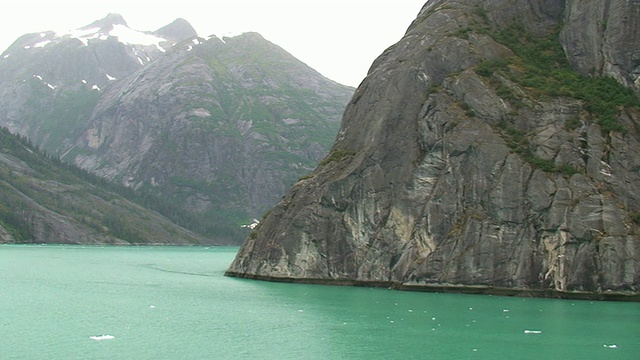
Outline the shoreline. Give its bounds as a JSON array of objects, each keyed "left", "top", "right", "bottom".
[{"left": 224, "top": 271, "right": 640, "bottom": 302}]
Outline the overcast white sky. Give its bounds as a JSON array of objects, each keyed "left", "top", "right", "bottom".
[{"left": 0, "top": 0, "right": 426, "bottom": 87}]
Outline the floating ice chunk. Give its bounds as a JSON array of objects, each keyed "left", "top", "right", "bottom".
[
  {"left": 46, "top": 83, "right": 56, "bottom": 90},
  {"left": 503, "top": 309, "right": 509, "bottom": 312},
  {"left": 34, "top": 75, "right": 43, "bottom": 80},
  {"left": 3, "top": 54, "right": 9, "bottom": 59},
  {"left": 149, "top": 305, "right": 156, "bottom": 309},
  {"left": 106, "top": 74, "right": 116, "bottom": 81},
  {"left": 523, "top": 330, "right": 542, "bottom": 334},
  {"left": 82, "top": 79, "right": 87, "bottom": 84},
  {"left": 90, "top": 335, "right": 115, "bottom": 341},
  {"left": 92, "top": 85, "right": 100, "bottom": 91},
  {"left": 603, "top": 344, "right": 617, "bottom": 349}
]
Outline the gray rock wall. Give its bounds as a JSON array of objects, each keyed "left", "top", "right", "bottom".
[
  {"left": 561, "top": 0, "right": 640, "bottom": 94},
  {"left": 227, "top": 0, "right": 640, "bottom": 300}
]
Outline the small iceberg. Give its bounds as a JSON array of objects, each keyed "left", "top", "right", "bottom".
[
  {"left": 90, "top": 335, "right": 115, "bottom": 341},
  {"left": 603, "top": 344, "right": 617, "bottom": 349},
  {"left": 523, "top": 330, "right": 542, "bottom": 334}
]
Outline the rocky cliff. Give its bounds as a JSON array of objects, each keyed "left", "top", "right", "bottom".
[{"left": 226, "top": 0, "right": 640, "bottom": 300}]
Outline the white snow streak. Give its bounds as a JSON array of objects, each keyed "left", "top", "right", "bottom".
[{"left": 34, "top": 40, "right": 52, "bottom": 48}]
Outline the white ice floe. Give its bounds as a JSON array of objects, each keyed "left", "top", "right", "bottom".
[
  {"left": 82, "top": 79, "right": 87, "bottom": 84},
  {"left": 2, "top": 54, "right": 9, "bottom": 59},
  {"left": 603, "top": 344, "right": 617, "bottom": 349},
  {"left": 90, "top": 335, "right": 115, "bottom": 341},
  {"left": 523, "top": 330, "right": 542, "bottom": 334},
  {"left": 92, "top": 85, "right": 100, "bottom": 91},
  {"left": 46, "top": 83, "right": 56, "bottom": 90},
  {"left": 106, "top": 74, "right": 116, "bottom": 81}
]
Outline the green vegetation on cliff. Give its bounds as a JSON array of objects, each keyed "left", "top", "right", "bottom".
[{"left": 477, "top": 24, "right": 640, "bottom": 133}]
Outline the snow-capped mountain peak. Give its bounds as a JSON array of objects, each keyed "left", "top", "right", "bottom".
[{"left": 57, "top": 13, "right": 174, "bottom": 51}]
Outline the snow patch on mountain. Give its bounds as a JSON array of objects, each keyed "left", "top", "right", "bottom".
[{"left": 56, "top": 23, "right": 168, "bottom": 51}]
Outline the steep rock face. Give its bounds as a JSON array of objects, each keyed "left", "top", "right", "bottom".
[
  {"left": 227, "top": 0, "right": 640, "bottom": 300},
  {"left": 561, "top": 0, "right": 640, "bottom": 94}
]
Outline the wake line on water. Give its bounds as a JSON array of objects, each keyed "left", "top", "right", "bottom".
[{"left": 143, "top": 264, "right": 214, "bottom": 277}]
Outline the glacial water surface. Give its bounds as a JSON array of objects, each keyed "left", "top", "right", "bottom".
[{"left": 1, "top": 245, "right": 639, "bottom": 359}]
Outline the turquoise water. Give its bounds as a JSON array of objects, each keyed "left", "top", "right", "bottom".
[{"left": 1, "top": 245, "right": 638, "bottom": 359}]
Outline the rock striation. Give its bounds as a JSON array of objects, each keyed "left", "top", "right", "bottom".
[{"left": 226, "top": 0, "right": 640, "bottom": 300}]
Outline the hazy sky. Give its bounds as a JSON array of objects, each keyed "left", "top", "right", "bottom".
[{"left": 0, "top": 0, "right": 426, "bottom": 87}]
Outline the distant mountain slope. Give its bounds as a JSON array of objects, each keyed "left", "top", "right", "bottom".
[
  {"left": 0, "top": 14, "right": 353, "bottom": 243},
  {"left": 69, "top": 32, "right": 353, "bottom": 239},
  {"left": 0, "top": 127, "right": 214, "bottom": 245}
]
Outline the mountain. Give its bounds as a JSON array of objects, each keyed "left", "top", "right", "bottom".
[
  {"left": 0, "top": 13, "right": 188, "bottom": 151},
  {"left": 0, "top": 127, "right": 213, "bottom": 245},
  {"left": 0, "top": 15, "right": 354, "bottom": 242},
  {"left": 226, "top": 0, "right": 640, "bottom": 301}
]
